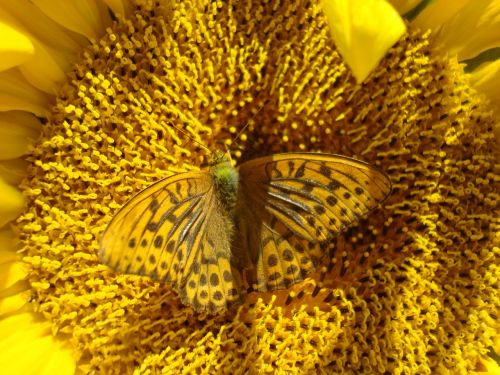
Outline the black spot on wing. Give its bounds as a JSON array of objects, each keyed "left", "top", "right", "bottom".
[
  {"left": 223, "top": 270, "right": 232, "bottom": 282},
  {"left": 128, "top": 238, "right": 136, "bottom": 248},
  {"left": 327, "top": 180, "right": 341, "bottom": 191},
  {"left": 283, "top": 249, "right": 294, "bottom": 261},
  {"left": 319, "top": 164, "right": 331, "bottom": 177},
  {"left": 268, "top": 272, "right": 282, "bottom": 281},
  {"left": 200, "top": 274, "right": 207, "bottom": 285},
  {"left": 149, "top": 198, "right": 160, "bottom": 213},
  {"left": 210, "top": 273, "right": 219, "bottom": 287},
  {"left": 326, "top": 195, "right": 337, "bottom": 206},
  {"left": 314, "top": 205, "right": 326, "bottom": 214},
  {"left": 287, "top": 161, "right": 295, "bottom": 176},
  {"left": 213, "top": 291, "right": 223, "bottom": 301},
  {"left": 267, "top": 254, "right": 278, "bottom": 267},
  {"left": 295, "top": 162, "right": 306, "bottom": 178},
  {"left": 166, "top": 240, "right": 175, "bottom": 253},
  {"left": 154, "top": 235, "right": 163, "bottom": 248}
]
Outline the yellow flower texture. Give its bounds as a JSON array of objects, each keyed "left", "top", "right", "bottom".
[{"left": 1, "top": 0, "right": 499, "bottom": 374}]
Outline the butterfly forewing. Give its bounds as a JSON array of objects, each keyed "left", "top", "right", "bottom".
[
  {"left": 237, "top": 153, "right": 391, "bottom": 292},
  {"left": 99, "top": 170, "right": 245, "bottom": 313},
  {"left": 100, "top": 152, "right": 391, "bottom": 313}
]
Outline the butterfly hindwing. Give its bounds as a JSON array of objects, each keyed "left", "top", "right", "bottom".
[
  {"left": 101, "top": 152, "right": 391, "bottom": 312},
  {"left": 237, "top": 153, "right": 392, "bottom": 291},
  {"left": 181, "top": 201, "right": 246, "bottom": 312},
  {"left": 99, "top": 170, "right": 245, "bottom": 313}
]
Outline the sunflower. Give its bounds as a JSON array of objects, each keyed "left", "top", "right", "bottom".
[{"left": 1, "top": 0, "right": 498, "bottom": 374}]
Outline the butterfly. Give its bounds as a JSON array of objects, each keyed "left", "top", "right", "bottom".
[{"left": 99, "top": 152, "right": 391, "bottom": 314}]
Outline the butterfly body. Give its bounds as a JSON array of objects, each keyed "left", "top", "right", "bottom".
[
  {"left": 210, "top": 155, "right": 239, "bottom": 213},
  {"left": 100, "top": 153, "right": 392, "bottom": 313}
]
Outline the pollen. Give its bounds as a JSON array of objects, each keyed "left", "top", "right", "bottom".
[{"left": 14, "top": 0, "right": 499, "bottom": 374}]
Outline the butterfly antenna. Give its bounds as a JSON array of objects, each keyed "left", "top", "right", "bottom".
[
  {"left": 166, "top": 121, "right": 212, "bottom": 156},
  {"left": 232, "top": 121, "right": 251, "bottom": 145},
  {"left": 223, "top": 143, "right": 235, "bottom": 165},
  {"left": 231, "top": 100, "right": 268, "bottom": 145}
]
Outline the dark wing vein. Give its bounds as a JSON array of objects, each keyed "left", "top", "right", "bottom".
[{"left": 268, "top": 179, "right": 324, "bottom": 203}]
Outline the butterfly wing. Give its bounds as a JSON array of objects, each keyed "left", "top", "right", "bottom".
[
  {"left": 99, "top": 171, "right": 245, "bottom": 313},
  {"left": 236, "top": 153, "right": 392, "bottom": 291}
]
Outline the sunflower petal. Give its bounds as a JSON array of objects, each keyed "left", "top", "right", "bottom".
[
  {"left": 18, "top": 38, "right": 70, "bottom": 95},
  {"left": 0, "top": 279, "right": 29, "bottom": 317},
  {"left": 103, "top": 0, "right": 131, "bottom": 17},
  {"left": 469, "top": 59, "right": 500, "bottom": 139},
  {"left": 0, "top": 226, "right": 17, "bottom": 258},
  {"left": 32, "top": 0, "right": 112, "bottom": 40},
  {"left": 469, "top": 60, "right": 500, "bottom": 107},
  {"left": 0, "top": 0, "right": 86, "bottom": 53},
  {"left": 424, "top": 0, "right": 500, "bottom": 60},
  {"left": 387, "top": 0, "right": 422, "bottom": 14},
  {"left": 0, "top": 313, "right": 76, "bottom": 375},
  {"left": 0, "top": 177, "right": 24, "bottom": 228},
  {"left": 0, "top": 68, "right": 51, "bottom": 116},
  {"left": 0, "top": 112, "right": 40, "bottom": 160},
  {"left": 0, "top": 20, "right": 34, "bottom": 72},
  {"left": 412, "top": 0, "right": 473, "bottom": 31},
  {"left": 0, "top": 261, "right": 26, "bottom": 291},
  {"left": 321, "top": 0, "right": 406, "bottom": 82},
  {"left": 0, "top": 159, "right": 29, "bottom": 186}
]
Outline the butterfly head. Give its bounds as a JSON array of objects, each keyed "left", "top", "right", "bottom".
[{"left": 208, "top": 150, "right": 234, "bottom": 167}]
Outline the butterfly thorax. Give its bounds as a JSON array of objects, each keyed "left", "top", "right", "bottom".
[{"left": 210, "top": 157, "right": 239, "bottom": 212}]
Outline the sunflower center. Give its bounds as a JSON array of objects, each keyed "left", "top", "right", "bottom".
[{"left": 15, "top": 0, "right": 498, "bottom": 373}]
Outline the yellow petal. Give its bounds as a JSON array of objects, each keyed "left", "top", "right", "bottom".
[
  {"left": 32, "top": 0, "right": 111, "bottom": 40},
  {"left": 0, "top": 68, "right": 52, "bottom": 116},
  {"left": 427, "top": 0, "right": 500, "bottom": 60},
  {"left": 0, "top": 251, "right": 19, "bottom": 267},
  {"left": 471, "top": 354, "right": 500, "bottom": 374},
  {"left": 0, "top": 226, "right": 26, "bottom": 317},
  {"left": 0, "top": 313, "right": 76, "bottom": 375},
  {"left": 0, "top": 226, "right": 17, "bottom": 258},
  {"left": 0, "top": 292, "right": 27, "bottom": 317},
  {"left": 494, "top": 336, "right": 500, "bottom": 358},
  {"left": 18, "top": 38, "right": 70, "bottom": 95},
  {"left": 469, "top": 60, "right": 500, "bottom": 107},
  {"left": 0, "top": 20, "right": 34, "bottom": 72},
  {"left": 387, "top": 0, "right": 422, "bottom": 14},
  {"left": 321, "top": 0, "right": 406, "bottom": 82},
  {"left": 0, "top": 279, "right": 29, "bottom": 317},
  {"left": 0, "top": 110, "right": 43, "bottom": 132},
  {"left": 0, "top": 158, "right": 29, "bottom": 186},
  {"left": 103, "top": 0, "right": 131, "bottom": 17},
  {"left": 0, "top": 111, "right": 40, "bottom": 160},
  {"left": 0, "top": 177, "right": 24, "bottom": 228},
  {"left": 0, "top": 261, "right": 26, "bottom": 290},
  {"left": 38, "top": 343, "right": 76, "bottom": 375},
  {"left": 469, "top": 59, "right": 500, "bottom": 140},
  {"left": 412, "top": 0, "right": 473, "bottom": 31},
  {"left": 0, "top": 251, "right": 17, "bottom": 266},
  {"left": 0, "top": 2, "right": 82, "bottom": 93},
  {"left": 0, "top": 0, "right": 86, "bottom": 54}
]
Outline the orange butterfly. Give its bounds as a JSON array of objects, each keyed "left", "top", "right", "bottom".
[{"left": 99, "top": 152, "right": 391, "bottom": 313}]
